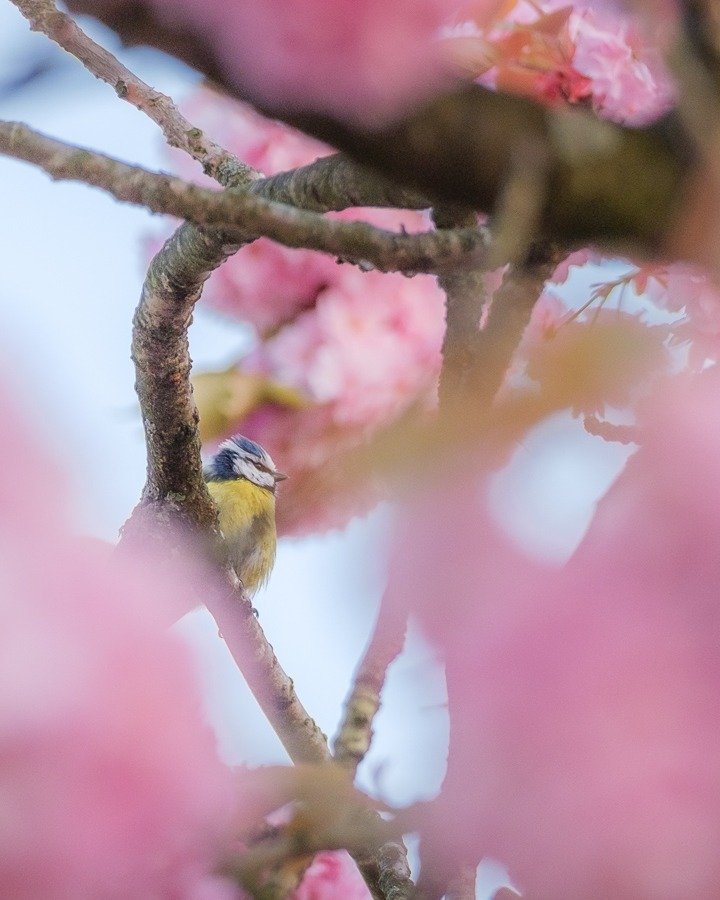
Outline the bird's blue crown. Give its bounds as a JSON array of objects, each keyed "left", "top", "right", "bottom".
[
  {"left": 230, "top": 436, "right": 265, "bottom": 457},
  {"left": 204, "top": 435, "right": 276, "bottom": 484}
]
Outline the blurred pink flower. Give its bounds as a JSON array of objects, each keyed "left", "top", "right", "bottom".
[
  {"left": 0, "top": 387, "right": 239, "bottom": 898},
  {"left": 569, "top": 4, "right": 676, "bottom": 124},
  {"left": 389, "top": 367, "right": 720, "bottom": 896},
  {"left": 472, "top": 0, "right": 675, "bottom": 123},
  {"left": 238, "top": 267, "right": 444, "bottom": 534},
  {"left": 144, "top": 0, "right": 479, "bottom": 124},
  {"left": 248, "top": 268, "right": 444, "bottom": 429},
  {"left": 293, "top": 851, "right": 371, "bottom": 899}
]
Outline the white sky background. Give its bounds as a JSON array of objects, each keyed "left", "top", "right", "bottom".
[{"left": 0, "top": 4, "right": 636, "bottom": 894}]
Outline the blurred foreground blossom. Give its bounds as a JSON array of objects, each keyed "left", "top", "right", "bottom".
[
  {"left": 0, "top": 387, "right": 239, "bottom": 898},
  {"left": 137, "top": 0, "right": 493, "bottom": 124},
  {"left": 293, "top": 851, "right": 371, "bottom": 899},
  {"left": 389, "top": 366, "right": 720, "bottom": 896}
]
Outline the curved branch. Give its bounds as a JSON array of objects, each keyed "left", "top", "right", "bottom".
[
  {"left": 0, "top": 121, "right": 488, "bottom": 275},
  {"left": 205, "top": 581, "right": 331, "bottom": 765},
  {"left": 333, "top": 595, "right": 408, "bottom": 774},
  {"left": 120, "top": 222, "right": 243, "bottom": 542}
]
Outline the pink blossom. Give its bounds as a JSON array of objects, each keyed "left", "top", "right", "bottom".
[
  {"left": 237, "top": 267, "right": 445, "bottom": 534},
  {"left": 204, "top": 204, "right": 431, "bottom": 335},
  {"left": 389, "top": 367, "right": 720, "bottom": 895},
  {"left": 0, "top": 387, "right": 239, "bottom": 898},
  {"left": 569, "top": 5, "right": 676, "bottom": 124},
  {"left": 142, "top": 0, "right": 484, "bottom": 124},
  {"left": 468, "top": 0, "right": 675, "bottom": 123},
  {"left": 248, "top": 268, "right": 444, "bottom": 429},
  {"left": 293, "top": 851, "right": 371, "bottom": 899}
]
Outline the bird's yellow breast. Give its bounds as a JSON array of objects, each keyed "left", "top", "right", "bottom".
[{"left": 207, "top": 478, "right": 277, "bottom": 596}]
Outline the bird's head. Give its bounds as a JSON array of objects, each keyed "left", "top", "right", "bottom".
[{"left": 204, "top": 435, "right": 288, "bottom": 493}]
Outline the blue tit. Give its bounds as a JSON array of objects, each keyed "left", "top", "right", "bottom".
[{"left": 203, "top": 435, "right": 287, "bottom": 596}]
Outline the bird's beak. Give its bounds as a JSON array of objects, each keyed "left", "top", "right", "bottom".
[{"left": 273, "top": 471, "right": 289, "bottom": 482}]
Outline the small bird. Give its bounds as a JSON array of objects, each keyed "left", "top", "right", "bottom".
[{"left": 203, "top": 435, "right": 287, "bottom": 596}]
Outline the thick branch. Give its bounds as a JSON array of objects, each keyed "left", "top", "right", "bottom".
[
  {"left": 9, "top": 0, "right": 253, "bottom": 185},
  {"left": 252, "top": 153, "right": 430, "bottom": 212},
  {"left": 121, "top": 222, "right": 244, "bottom": 540},
  {"left": 0, "top": 121, "right": 487, "bottom": 275}
]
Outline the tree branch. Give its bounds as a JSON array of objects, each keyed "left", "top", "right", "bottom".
[
  {"left": 437, "top": 238, "right": 563, "bottom": 416},
  {"left": 333, "top": 595, "right": 408, "bottom": 774},
  {"left": 205, "top": 582, "right": 331, "bottom": 765},
  {"left": 251, "top": 153, "right": 430, "bottom": 212},
  {"left": 11, "top": 0, "right": 435, "bottom": 214},
  {"left": 120, "top": 223, "right": 243, "bottom": 541},
  {"left": 0, "top": 121, "right": 488, "bottom": 275},
  {"left": 432, "top": 206, "right": 490, "bottom": 413},
  {"left": 8, "top": 0, "right": 254, "bottom": 185}
]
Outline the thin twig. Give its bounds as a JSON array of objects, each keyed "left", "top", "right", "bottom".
[
  {"left": 205, "top": 581, "right": 331, "bottom": 765},
  {"left": 472, "top": 244, "right": 563, "bottom": 403},
  {"left": 0, "top": 121, "right": 488, "bottom": 275},
  {"left": 333, "top": 595, "right": 408, "bottom": 774},
  {"left": 9, "top": 0, "right": 253, "bottom": 185}
]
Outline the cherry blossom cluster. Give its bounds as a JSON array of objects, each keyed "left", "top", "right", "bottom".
[{"left": 444, "top": 0, "right": 676, "bottom": 124}]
